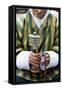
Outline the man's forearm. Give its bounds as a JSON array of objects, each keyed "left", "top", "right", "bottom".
[{"left": 16, "top": 51, "right": 31, "bottom": 70}]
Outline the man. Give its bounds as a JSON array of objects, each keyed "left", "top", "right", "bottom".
[{"left": 16, "top": 8, "right": 59, "bottom": 82}]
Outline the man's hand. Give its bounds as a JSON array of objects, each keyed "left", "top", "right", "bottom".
[
  {"left": 42, "top": 53, "right": 50, "bottom": 66},
  {"left": 29, "top": 52, "right": 41, "bottom": 67}
]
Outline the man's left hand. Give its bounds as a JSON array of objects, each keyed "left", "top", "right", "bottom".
[{"left": 42, "top": 52, "right": 50, "bottom": 66}]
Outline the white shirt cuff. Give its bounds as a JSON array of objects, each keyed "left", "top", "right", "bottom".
[
  {"left": 40, "top": 51, "right": 59, "bottom": 70},
  {"left": 16, "top": 51, "right": 31, "bottom": 70}
]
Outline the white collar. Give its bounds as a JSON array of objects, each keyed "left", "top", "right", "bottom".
[{"left": 29, "top": 9, "right": 50, "bottom": 28}]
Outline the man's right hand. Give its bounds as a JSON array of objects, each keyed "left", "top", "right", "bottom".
[{"left": 29, "top": 52, "right": 41, "bottom": 67}]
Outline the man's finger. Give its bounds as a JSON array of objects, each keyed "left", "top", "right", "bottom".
[
  {"left": 45, "top": 57, "right": 50, "bottom": 61},
  {"left": 32, "top": 52, "right": 41, "bottom": 59},
  {"left": 31, "top": 55, "right": 40, "bottom": 62},
  {"left": 45, "top": 53, "right": 49, "bottom": 58},
  {"left": 30, "top": 61, "right": 39, "bottom": 67}
]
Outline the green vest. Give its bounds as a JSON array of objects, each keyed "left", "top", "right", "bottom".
[{"left": 16, "top": 11, "right": 59, "bottom": 81}]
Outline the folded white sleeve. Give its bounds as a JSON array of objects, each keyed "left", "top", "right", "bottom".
[
  {"left": 40, "top": 51, "right": 59, "bottom": 70},
  {"left": 16, "top": 51, "right": 31, "bottom": 70}
]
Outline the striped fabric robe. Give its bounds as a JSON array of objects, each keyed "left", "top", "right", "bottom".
[{"left": 16, "top": 10, "right": 59, "bottom": 81}]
